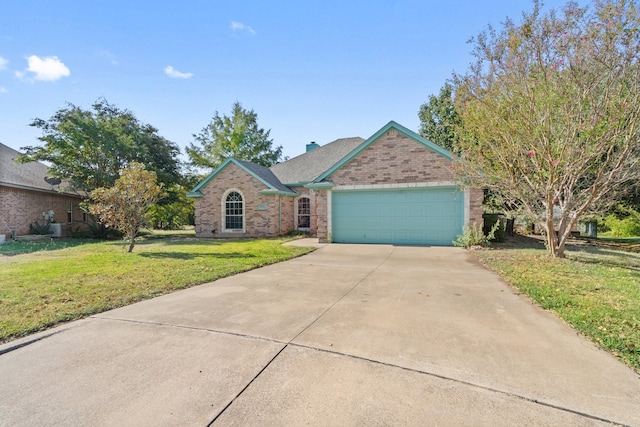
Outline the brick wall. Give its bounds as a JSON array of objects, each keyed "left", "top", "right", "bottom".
[
  {"left": 468, "top": 188, "right": 484, "bottom": 227},
  {"left": 194, "top": 164, "right": 279, "bottom": 238},
  {"left": 330, "top": 129, "right": 456, "bottom": 185},
  {"left": 314, "top": 129, "right": 484, "bottom": 241},
  {"left": 0, "top": 185, "right": 88, "bottom": 237},
  {"left": 316, "top": 190, "right": 329, "bottom": 242},
  {"left": 289, "top": 187, "right": 317, "bottom": 235}
]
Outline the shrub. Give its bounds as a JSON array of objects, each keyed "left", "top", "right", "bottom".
[
  {"left": 603, "top": 207, "right": 640, "bottom": 237},
  {"left": 483, "top": 213, "right": 506, "bottom": 242},
  {"left": 453, "top": 222, "right": 498, "bottom": 248},
  {"left": 29, "top": 221, "right": 52, "bottom": 235}
]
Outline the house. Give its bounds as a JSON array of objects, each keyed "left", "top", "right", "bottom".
[
  {"left": 0, "top": 142, "right": 88, "bottom": 238},
  {"left": 187, "top": 121, "right": 484, "bottom": 245}
]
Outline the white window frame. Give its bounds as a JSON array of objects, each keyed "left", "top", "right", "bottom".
[
  {"left": 221, "top": 189, "right": 245, "bottom": 232},
  {"left": 295, "top": 196, "right": 311, "bottom": 230}
]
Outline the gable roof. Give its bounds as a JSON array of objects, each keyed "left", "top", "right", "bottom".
[
  {"left": 314, "top": 121, "right": 453, "bottom": 182},
  {"left": 0, "top": 142, "right": 79, "bottom": 195},
  {"left": 270, "top": 137, "right": 364, "bottom": 185},
  {"left": 188, "top": 157, "right": 297, "bottom": 198},
  {"left": 188, "top": 121, "right": 453, "bottom": 197}
]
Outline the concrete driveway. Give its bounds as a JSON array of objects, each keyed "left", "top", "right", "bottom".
[{"left": 0, "top": 243, "right": 638, "bottom": 426}]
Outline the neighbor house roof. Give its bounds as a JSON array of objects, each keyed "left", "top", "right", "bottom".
[{"left": 0, "top": 142, "right": 79, "bottom": 195}]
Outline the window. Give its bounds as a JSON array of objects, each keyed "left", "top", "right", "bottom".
[
  {"left": 225, "top": 191, "right": 244, "bottom": 231},
  {"left": 297, "top": 197, "right": 310, "bottom": 229},
  {"left": 67, "top": 202, "right": 73, "bottom": 223}
]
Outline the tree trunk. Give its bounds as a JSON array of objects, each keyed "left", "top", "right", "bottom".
[
  {"left": 128, "top": 237, "right": 135, "bottom": 253},
  {"left": 544, "top": 217, "right": 562, "bottom": 258}
]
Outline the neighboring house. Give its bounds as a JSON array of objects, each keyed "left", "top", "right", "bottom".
[
  {"left": 0, "top": 142, "right": 88, "bottom": 238},
  {"left": 188, "top": 121, "right": 484, "bottom": 246}
]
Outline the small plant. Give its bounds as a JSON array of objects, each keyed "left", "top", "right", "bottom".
[
  {"left": 29, "top": 221, "right": 52, "bottom": 235},
  {"left": 453, "top": 222, "right": 498, "bottom": 248}
]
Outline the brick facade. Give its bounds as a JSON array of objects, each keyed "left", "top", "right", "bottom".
[
  {"left": 191, "top": 124, "right": 484, "bottom": 243},
  {"left": 0, "top": 185, "right": 88, "bottom": 238},
  {"left": 331, "top": 129, "right": 455, "bottom": 186},
  {"left": 194, "top": 164, "right": 280, "bottom": 238}
]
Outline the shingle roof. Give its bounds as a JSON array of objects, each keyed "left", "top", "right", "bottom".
[
  {"left": 234, "top": 158, "right": 294, "bottom": 193},
  {"left": 0, "top": 142, "right": 82, "bottom": 196},
  {"left": 0, "top": 142, "right": 56, "bottom": 192},
  {"left": 270, "top": 137, "right": 364, "bottom": 185}
]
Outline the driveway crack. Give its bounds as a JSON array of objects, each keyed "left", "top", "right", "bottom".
[
  {"left": 288, "top": 246, "right": 396, "bottom": 344},
  {"left": 207, "top": 344, "right": 289, "bottom": 427},
  {"left": 288, "top": 342, "right": 631, "bottom": 427},
  {"left": 206, "top": 247, "right": 397, "bottom": 425}
]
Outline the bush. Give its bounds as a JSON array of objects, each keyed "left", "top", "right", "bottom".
[
  {"left": 483, "top": 213, "right": 506, "bottom": 242},
  {"left": 453, "top": 222, "right": 498, "bottom": 248},
  {"left": 29, "top": 221, "right": 52, "bottom": 235},
  {"left": 603, "top": 207, "right": 640, "bottom": 237}
]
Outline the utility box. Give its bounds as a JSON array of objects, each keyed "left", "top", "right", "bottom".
[{"left": 49, "top": 223, "right": 62, "bottom": 237}]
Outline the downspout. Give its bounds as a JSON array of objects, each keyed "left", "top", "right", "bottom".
[{"left": 278, "top": 195, "right": 282, "bottom": 237}]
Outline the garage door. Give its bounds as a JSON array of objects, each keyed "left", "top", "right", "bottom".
[{"left": 331, "top": 187, "right": 464, "bottom": 245}]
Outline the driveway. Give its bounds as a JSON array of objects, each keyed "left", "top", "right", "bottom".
[{"left": 0, "top": 243, "right": 638, "bottom": 426}]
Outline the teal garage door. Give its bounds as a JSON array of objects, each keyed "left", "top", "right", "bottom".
[{"left": 332, "top": 187, "right": 464, "bottom": 245}]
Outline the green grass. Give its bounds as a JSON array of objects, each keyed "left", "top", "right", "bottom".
[
  {"left": 0, "top": 238, "right": 98, "bottom": 255},
  {"left": 475, "top": 241, "right": 640, "bottom": 372},
  {"left": 0, "top": 237, "right": 314, "bottom": 343}
]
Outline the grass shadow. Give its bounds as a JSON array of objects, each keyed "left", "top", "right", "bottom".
[{"left": 138, "top": 251, "right": 254, "bottom": 260}]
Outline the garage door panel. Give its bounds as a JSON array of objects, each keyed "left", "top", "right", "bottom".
[{"left": 332, "top": 187, "right": 463, "bottom": 246}]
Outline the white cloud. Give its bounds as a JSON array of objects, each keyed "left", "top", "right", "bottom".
[
  {"left": 164, "top": 65, "right": 193, "bottom": 79},
  {"left": 0, "top": 56, "right": 7, "bottom": 70},
  {"left": 230, "top": 21, "right": 256, "bottom": 35},
  {"left": 0, "top": 86, "right": 7, "bottom": 93},
  {"left": 23, "top": 55, "right": 70, "bottom": 81},
  {"left": 98, "top": 50, "right": 118, "bottom": 65}
]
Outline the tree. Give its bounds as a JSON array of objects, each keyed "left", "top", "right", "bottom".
[
  {"left": 186, "top": 101, "right": 284, "bottom": 170},
  {"left": 148, "top": 183, "right": 194, "bottom": 230},
  {"left": 90, "top": 163, "right": 163, "bottom": 253},
  {"left": 418, "top": 82, "right": 461, "bottom": 152},
  {"left": 20, "top": 99, "right": 181, "bottom": 192},
  {"left": 452, "top": 0, "right": 640, "bottom": 258}
]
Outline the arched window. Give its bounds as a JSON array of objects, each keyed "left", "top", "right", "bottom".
[
  {"left": 297, "top": 196, "right": 310, "bottom": 229},
  {"left": 225, "top": 191, "right": 244, "bottom": 231}
]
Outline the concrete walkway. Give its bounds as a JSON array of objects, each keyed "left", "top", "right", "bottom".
[{"left": 0, "top": 243, "right": 638, "bottom": 426}]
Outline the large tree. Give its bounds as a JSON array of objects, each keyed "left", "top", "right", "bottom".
[
  {"left": 452, "top": 0, "right": 640, "bottom": 258},
  {"left": 90, "top": 162, "right": 163, "bottom": 253},
  {"left": 187, "top": 101, "right": 284, "bottom": 170},
  {"left": 20, "top": 99, "right": 181, "bottom": 192},
  {"left": 418, "top": 82, "right": 461, "bottom": 152}
]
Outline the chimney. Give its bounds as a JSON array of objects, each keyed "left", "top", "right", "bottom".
[{"left": 306, "top": 141, "right": 319, "bottom": 152}]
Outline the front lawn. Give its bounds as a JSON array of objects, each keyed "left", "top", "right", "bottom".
[
  {"left": 0, "top": 238, "right": 314, "bottom": 343},
  {"left": 475, "top": 236, "right": 640, "bottom": 372}
]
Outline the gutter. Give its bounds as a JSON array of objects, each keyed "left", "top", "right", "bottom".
[
  {"left": 186, "top": 191, "right": 204, "bottom": 198},
  {"left": 260, "top": 189, "right": 298, "bottom": 197},
  {"left": 303, "top": 182, "right": 334, "bottom": 190}
]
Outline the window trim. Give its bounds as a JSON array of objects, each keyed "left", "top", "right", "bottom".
[
  {"left": 221, "top": 189, "right": 245, "bottom": 232},
  {"left": 295, "top": 196, "right": 311, "bottom": 230},
  {"left": 67, "top": 202, "right": 73, "bottom": 224}
]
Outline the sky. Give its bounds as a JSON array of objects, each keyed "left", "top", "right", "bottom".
[{"left": 0, "top": 0, "right": 573, "bottom": 162}]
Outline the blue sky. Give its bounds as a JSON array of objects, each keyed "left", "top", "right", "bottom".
[{"left": 1, "top": 0, "right": 571, "bottom": 162}]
